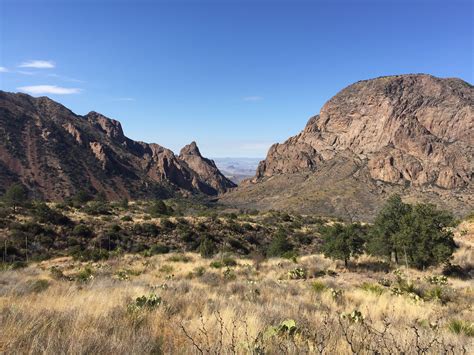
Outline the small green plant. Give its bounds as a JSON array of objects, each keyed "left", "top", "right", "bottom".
[
  {"left": 210, "top": 261, "right": 224, "bottom": 269},
  {"left": 425, "top": 275, "right": 448, "bottom": 285},
  {"left": 330, "top": 288, "right": 343, "bottom": 302},
  {"left": 223, "top": 267, "right": 236, "bottom": 281},
  {"left": 287, "top": 267, "right": 307, "bottom": 280},
  {"left": 121, "top": 215, "right": 133, "bottom": 222},
  {"left": 167, "top": 254, "right": 192, "bottom": 263},
  {"left": 448, "top": 320, "right": 474, "bottom": 337},
  {"left": 159, "top": 265, "right": 174, "bottom": 274},
  {"left": 75, "top": 267, "right": 94, "bottom": 282},
  {"left": 29, "top": 279, "right": 50, "bottom": 293},
  {"left": 199, "top": 237, "right": 216, "bottom": 258},
  {"left": 341, "top": 310, "right": 364, "bottom": 323},
  {"left": 264, "top": 319, "right": 298, "bottom": 339},
  {"left": 360, "top": 282, "right": 384, "bottom": 295},
  {"left": 311, "top": 281, "right": 327, "bottom": 293},
  {"left": 128, "top": 293, "right": 162, "bottom": 312}
]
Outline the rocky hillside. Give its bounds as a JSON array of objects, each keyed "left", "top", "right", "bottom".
[
  {"left": 222, "top": 74, "right": 473, "bottom": 220},
  {"left": 0, "top": 91, "right": 235, "bottom": 200}
]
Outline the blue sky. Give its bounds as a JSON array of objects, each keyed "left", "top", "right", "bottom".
[{"left": 0, "top": 0, "right": 472, "bottom": 157}]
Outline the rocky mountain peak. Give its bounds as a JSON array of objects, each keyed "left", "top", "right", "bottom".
[
  {"left": 223, "top": 74, "right": 473, "bottom": 219},
  {"left": 179, "top": 141, "right": 202, "bottom": 157}
]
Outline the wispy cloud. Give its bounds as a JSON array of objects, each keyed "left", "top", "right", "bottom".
[
  {"left": 17, "top": 85, "right": 82, "bottom": 95},
  {"left": 19, "top": 60, "right": 55, "bottom": 69},
  {"left": 17, "top": 70, "right": 35, "bottom": 75},
  {"left": 47, "top": 73, "right": 85, "bottom": 83},
  {"left": 0, "top": 66, "right": 8, "bottom": 73},
  {"left": 243, "top": 96, "right": 264, "bottom": 102}
]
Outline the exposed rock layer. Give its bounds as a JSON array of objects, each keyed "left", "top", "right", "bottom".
[
  {"left": 223, "top": 74, "right": 473, "bottom": 219},
  {"left": 0, "top": 91, "right": 235, "bottom": 199}
]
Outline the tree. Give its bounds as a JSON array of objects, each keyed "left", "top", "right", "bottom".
[
  {"left": 267, "top": 228, "right": 293, "bottom": 257},
  {"left": 321, "top": 223, "right": 366, "bottom": 267},
  {"left": 148, "top": 200, "right": 170, "bottom": 217},
  {"left": 366, "top": 194, "right": 411, "bottom": 263},
  {"left": 199, "top": 236, "right": 216, "bottom": 258},
  {"left": 3, "top": 184, "right": 29, "bottom": 213},
  {"left": 397, "top": 203, "right": 456, "bottom": 269}
]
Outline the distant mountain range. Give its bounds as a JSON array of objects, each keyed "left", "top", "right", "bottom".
[
  {"left": 221, "top": 74, "right": 473, "bottom": 220},
  {"left": 0, "top": 91, "right": 235, "bottom": 200},
  {"left": 213, "top": 157, "right": 262, "bottom": 183}
]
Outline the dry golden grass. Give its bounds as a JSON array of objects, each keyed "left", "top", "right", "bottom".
[{"left": 1, "top": 245, "right": 472, "bottom": 354}]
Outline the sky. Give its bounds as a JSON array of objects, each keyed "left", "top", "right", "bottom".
[{"left": 0, "top": 0, "right": 472, "bottom": 158}]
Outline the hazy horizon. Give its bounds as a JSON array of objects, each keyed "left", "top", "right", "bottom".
[{"left": 1, "top": 0, "right": 472, "bottom": 158}]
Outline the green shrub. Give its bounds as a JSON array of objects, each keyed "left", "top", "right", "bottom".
[
  {"left": 167, "top": 254, "right": 192, "bottom": 263},
  {"left": 210, "top": 261, "right": 224, "bottom": 268},
  {"left": 199, "top": 237, "right": 217, "bottom": 258},
  {"left": 360, "top": 282, "right": 384, "bottom": 295},
  {"left": 75, "top": 267, "right": 94, "bottom": 282},
  {"left": 448, "top": 320, "right": 474, "bottom": 337},
  {"left": 73, "top": 224, "right": 93, "bottom": 238},
  {"left": 128, "top": 293, "right": 162, "bottom": 312},
  {"left": 267, "top": 228, "right": 293, "bottom": 257},
  {"left": 149, "top": 244, "right": 170, "bottom": 255},
  {"left": 311, "top": 281, "right": 327, "bottom": 293},
  {"left": 287, "top": 267, "right": 307, "bottom": 280},
  {"left": 121, "top": 215, "right": 133, "bottom": 222},
  {"left": 29, "top": 279, "right": 50, "bottom": 293}
]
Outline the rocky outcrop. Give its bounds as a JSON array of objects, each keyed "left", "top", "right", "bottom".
[
  {"left": 0, "top": 91, "right": 233, "bottom": 199},
  {"left": 179, "top": 142, "right": 236, "bottom": 194},
  {"left": 223, "top": 74, "right": 473, "bottom": 219}
]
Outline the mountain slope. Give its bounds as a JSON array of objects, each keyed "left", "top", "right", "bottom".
[
  {"left": 221, "top": 74, "right": 473, "bottom": 220},
  {"left": 0, "top": 91, "right": 235, "bottom": 199}
]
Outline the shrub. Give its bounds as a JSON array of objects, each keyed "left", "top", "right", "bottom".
[
  {"left": 33, "top": 202, "right": 71, "bottom": 225},
  {"left": 84, "top": 201, "right": 110, "bottom": 215},
  {"left": 199, "top": 237, "right": 217, "bottom": 258},
  {"left": 72, "top": 224, "right": 93, "bottom": 238},
  {"left": 287, "top": 267, "right": 307, "bottom": 280},
  {"left": 148, "top": 200, "right": 171, "bottom": 217},
  {"left": 267, "top": 228, "right": 293, "bottom": 257},
  {"left": 311, "top": 281, "right": 327, "bottom": 293},
  {"left": 121, "top": 215, "right": 133, "bottom": 222},
  {"left": 29, "top": 279, "right": 50, "bottom": 293},
  {"left": 360, "top": 282, "right": 384, "bottom": 295},
  {"left": 167, "top": 254, "right": 192, "bottom": 263},
  {"left": 149, "top": 244, "right": 170, "bottom": 255},
  {"left": 128, "top": 293, "right": 162, "bottom": 312},
  {"left": 448, "top": 320, "right": 474, "bottom": 337},
  {"left": 75, "top": 267, "right": 94, "bottom": 282}
]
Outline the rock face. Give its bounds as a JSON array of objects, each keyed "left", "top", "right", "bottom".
[
  {"left": 223, "top": 74, "right": 473, "bottom": 219},
  {"left": 179, "top": 142, "right": 237, "bottom": 194},
  {"left": 0, "top": 91, "right": 235, "bottom": 199}
]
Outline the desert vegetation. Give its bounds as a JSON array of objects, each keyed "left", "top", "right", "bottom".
[{"left": 0, "top": 186, "right": 473, "bottom": 353}]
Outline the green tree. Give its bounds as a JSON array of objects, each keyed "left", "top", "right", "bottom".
[
  {"left": 148, "top": 200, "right": 170, "bottom": 217},
  {"left": 321, "top": 223, "right": 366, "bottom": 267},
  {"left": 3, "top": 184, "right": 29, "bottom": 213},
  {"left": 397, "top": 203, "right": 456, "bottom": 269},
  {"left": 199, "top": 236, "right": 216, "bottom": 258},
  {"left": 367, "top": 194, "right": 411, "bottom": 263},
  {"left": 267, "top": 228, "right": 293, "bottom": 257}
]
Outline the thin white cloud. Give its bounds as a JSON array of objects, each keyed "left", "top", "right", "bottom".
[
  {"left": 19, "top": 60, "right": 55, "bottom": 69},
  {"left": 47, "top": 73, "right": 85, "bottom": 83},
  {"left": 243, "top": 96, "right": 264, "bottom": 102},
  {"left": 0, "top": 66, "right": 8, "bottom": 73},
  {"left": 17, "top": 85, "right": 82, "bottom": 95}
]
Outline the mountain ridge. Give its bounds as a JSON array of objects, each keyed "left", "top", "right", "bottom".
[
  {"left": 0, "top": 91, "right": 235, "bottom": 200},
  {"left": 222, "top": 74, "right": 473, "bottom": 220}
]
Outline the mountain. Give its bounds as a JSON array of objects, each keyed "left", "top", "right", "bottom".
[
  {"left": 213, "top": 157, "right": 262, "bottom": 184},
  {"left": 179, "top": 142, "right": 236, "bottom": 193},
  {"left": 221, "top": 74, "right": 473, "bottom": 220},
  {"left": 0, "top": 91, "right": 235, "bottom": 200}
]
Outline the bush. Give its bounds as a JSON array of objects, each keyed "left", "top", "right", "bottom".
[
  {"left": 448, "top": 320, "right": 474, "bottom": 337},
  {"left": 73, "top": 224, "right": 93, "bottom": 238},
  {"left": 2, "top": 184, "right": 29, "bottom": 213},
  {"left": 149, "top": 244, "right": 170, "bottom": 255},
  {"left": 148, "top": 200, "right": 171, "bottom": 217},
  {"left": 311, "top": 281, "right": 327, "bottom": 293},
  {"left": 33, "top": 202, "right": 71, "bottom": 225},
  {"left": 360, "top": 282, "right": 384, "bottom": 295},
  {"left": 199, "top": 237, "right": 217, "bottom": 258},
  {"left": 267, "top": 228, "right": 293, "bottom": 257}
]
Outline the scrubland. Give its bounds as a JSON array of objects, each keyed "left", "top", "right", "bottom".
[{"left": 1, "top": 221, "right": 472, "bottom": 354}]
